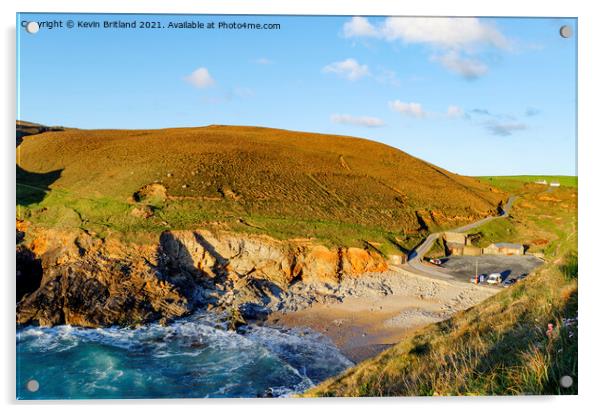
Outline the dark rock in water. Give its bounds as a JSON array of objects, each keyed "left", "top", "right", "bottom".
[
  {"left": 239, "top": 302, "right": 270, "bottom": 322},
  {"left": 258, "top": 388, "right": 275, "bottom": 398},
  {"left": 189, "top": 341, "right": 208, "bottom": 349}
]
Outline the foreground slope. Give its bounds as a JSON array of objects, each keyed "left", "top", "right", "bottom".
[
  {"left": 306, "top": 180, "right": 577, "bottom": 396},
  {"left": 17, "top": 124, "right": 505, "bottom": 250}
]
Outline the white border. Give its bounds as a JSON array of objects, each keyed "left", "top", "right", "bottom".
[{"left": 2, "top": 1, "right": 600, "bottom": 412}]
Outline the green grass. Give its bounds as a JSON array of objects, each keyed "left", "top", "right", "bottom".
[
  {"left": 465, "top": 218, "right": 518, "bottom": 248},
  {"left": 462, "top": 176, "right": 577, "bottom": 257},
  {"left": 477, "top": 175, "right": 577, "bottom": 192},
  {"left": 17, "top": 181, "right": 422, "bottom": 254}
]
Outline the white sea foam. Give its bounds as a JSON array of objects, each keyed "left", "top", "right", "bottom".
[{"left": 17, "top": 310, "right": 352, "bottom": 398}]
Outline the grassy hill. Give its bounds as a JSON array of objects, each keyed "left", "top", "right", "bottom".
[
  {"left": 16, "top": 123, "right": 505, "bottom": 251},
  {"left": 306, "top": 179, "right": 578, "bottom": 396}
]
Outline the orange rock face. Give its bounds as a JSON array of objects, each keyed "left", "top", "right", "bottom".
[
  {"left": 17, "top": 225, "right": 392, "bottom": 328},
  {"left": 342, "top": 248, "right": 388, "bottom": 277}
]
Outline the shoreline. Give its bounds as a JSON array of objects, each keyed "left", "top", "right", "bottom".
[{"left": 267, "top": 268, "right": 497, "bottom": 363}]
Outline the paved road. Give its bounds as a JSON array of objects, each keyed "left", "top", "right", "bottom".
[{"left": 402, "top": 196, "right": 516, "bottom": 281}]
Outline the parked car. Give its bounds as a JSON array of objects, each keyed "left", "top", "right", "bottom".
[
  {"left": 503, "top": 278, "right": 517, "bottom": 288},
  {"left": 429, "top": 258, "right": 442, "bottom": 265},
  {"left": 486, "top": 273, "right": 503, "bottom": 284}
]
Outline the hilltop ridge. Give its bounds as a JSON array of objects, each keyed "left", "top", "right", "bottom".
[{"left": 16, "top": 123, "right": 506, "bottom": 251}]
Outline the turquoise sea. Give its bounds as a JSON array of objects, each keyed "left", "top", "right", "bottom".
[{"left": 16, "top": 312, "right": 352, "bottom": 399}]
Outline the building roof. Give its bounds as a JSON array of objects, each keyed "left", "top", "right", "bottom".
[
  {"left": 493, "top": 242, "right": 523, "bottom": 249},
  {"left": 446, "top": 242, "right": 465, "bottom": 248}
]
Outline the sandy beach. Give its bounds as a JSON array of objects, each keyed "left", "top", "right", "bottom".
[{"left": 268, "top": 268, "right": 497, "bottom": 363}]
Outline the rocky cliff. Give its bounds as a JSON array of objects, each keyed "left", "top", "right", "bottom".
[{"left": 16, "top": 222, "right": 389, "bottom": 328}]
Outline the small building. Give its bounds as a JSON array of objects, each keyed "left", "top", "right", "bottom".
[
  {"left": 445, "top": 242, "right": 465, "bottom": 256},
  {"left": 483, "top": 242, "right": 524, "bottom": 256},
  {"left": 463, "top": 245, "right": 483, "bottom": 256},
  {"left": 534, "top": 179, "right": 548, "bottom": 185},
  {"left": 443, "top": 232, "right": 467, "bottom": 245},
  {"left": 550, "top": 181, "right": 561, "bottom": 187}
]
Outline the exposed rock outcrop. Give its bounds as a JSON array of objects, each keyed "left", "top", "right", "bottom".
[
  {"left": 16, "top": 224, "right": 389, "bottom": 328},
  {"left": 16, "top": 230, "right": 191, "bottom": 327}
]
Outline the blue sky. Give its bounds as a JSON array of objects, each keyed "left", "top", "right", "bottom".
[{"left": 17, "top": 14, "right": 577, "bottom": 176}]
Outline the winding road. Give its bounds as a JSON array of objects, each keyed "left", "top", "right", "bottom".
[{"left": 401, "top": 196, "right": 517, "bottom": 281}]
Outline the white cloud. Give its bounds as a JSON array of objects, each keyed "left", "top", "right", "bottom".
[
  {"left": 447, "top": 105, "right": 464, "bottom": 118},
  {"left": 331, "top": 114, "right": 385, "bottom": 128},
  {"left": 433, "top": 51, "right": 488, "bottom": 79},
  {"left": 389, "top": 100, "right": 425, "bottom": 118},
  {"left": 322, "top": 58, "right": 370, "bottom": 81},
  {"left": 341, "top": 17, "right": 509, "bottom": 79},
  {"left": 343, "top": 16, "right": 379, "bottom": 38},
  {"left": 184, "top": 67, "right": 215, "bottom": 88},
  {"left": 343, "top": 17, "right": 509, "bottom": 51},
  {"left": 379, "top": 17, "right": 510, "bottom": 51}
]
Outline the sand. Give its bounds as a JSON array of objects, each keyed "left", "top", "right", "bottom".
[{"left": 268, "top": 268, "right": 496, "bottom": 363}]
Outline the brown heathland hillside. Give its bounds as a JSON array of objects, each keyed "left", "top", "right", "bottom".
[{"left": 17, "top": 124, "right": 505, "bottom": 246}]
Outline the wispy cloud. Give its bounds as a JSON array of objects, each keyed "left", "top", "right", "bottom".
[
  {"left": 385, "top": 101, "right": 527, "bottom": 137},
  {"left": 253, "top": 57, "right": 273, "bottom": 65},
  {"left": 447, "top": 105, "right": 465, "bottom": 118},
  {"left": 486, "top": 121, "right": 527, "bottom": 136},
  {"left": 341, "top": 17, "right": 510, "bottom": 79},
  {"left": 525, "top": 107, "right": 541, "bottom": 117},
  {"left": 389, "top": 100, "right": 426, "bottom": 118},
  {"left": 331, "top": 114, "right": 385, "bottom": 127},
  {"left": 322, "top": 58, "right": 370, "bottom": 81},
  {"left": 202, "top": 87, "right": 254, "bottom": 104},
  {"left": 471, "top": 108, "right": 492, "bottom": 116},
  {"left": 431, "top": 51, "right": 488, "bottom": 80},
  {"left": 184, "top": 67, "right": 215, "bottom": 88},
  {"left": 467, "top": 107, "right": 529, "bottom": 135}
]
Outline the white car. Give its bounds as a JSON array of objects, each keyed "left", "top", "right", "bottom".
[{"left": 486, "top": 273, "right": 503, "bottom": 284}]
